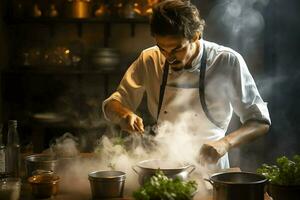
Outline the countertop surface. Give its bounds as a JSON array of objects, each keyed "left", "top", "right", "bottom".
[{"left": 19, "top": 153, "right": 273, "bottom": 200}]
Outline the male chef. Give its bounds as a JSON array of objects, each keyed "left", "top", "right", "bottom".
[{"left": 102, "top": 0, "right": 271, "bottom": 168}]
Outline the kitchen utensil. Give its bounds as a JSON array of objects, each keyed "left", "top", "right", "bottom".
[
  {"left": 43, "top": 46, "right": 72, "bottom": 66},
  {"left": 268, "top": 183, "right": 300, "bottom": 200},
  {"left": 90, "top": 47, "right": 120, "bottom": 71},
  {"left": 0, "top": 178, "right": 21, "bottom": 200},
  {"left": 32, "top": 169, "right": 54, "bottom": 176},
  {"left": 132, "top": 159, "right": 195, "bottom": 185},
  {"left": 65, "top": 0, "right": 92, "bottom": 18},
  {"left": 88, "top": 170, "right": 126, "bottom": 199},
  {"left": 205, "top": 171, "right": 268, "bottom": 200},
  {"left": 25, "top": 154, "right": 58, "bottom": 177},
  {"left": 32, "top": 112, "right": 66, "bottom": 123},
  {"left": 28, "top": 174, "right": 60, "bottom": 198},
  {"left": 121, "top": 0, "right": 142, "bottom": 18}
]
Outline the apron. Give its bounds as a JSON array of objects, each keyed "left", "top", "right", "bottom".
[{"left": 156, "top": 45, "right": 229, "bottom": 169}]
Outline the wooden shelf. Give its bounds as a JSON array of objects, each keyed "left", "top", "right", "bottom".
[
  {"left": 2, "top": 67, "right": 126, "bottom": 75},
  {"left": 5, "top": 16, "right": 149, "bottom": 42},
  {"left": 5, "top": 16, "right": 150, "bottom": 24}
]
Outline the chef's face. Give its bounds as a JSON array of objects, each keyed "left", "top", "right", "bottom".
[{"left": 155, "top": 34, "right": 198, "bottom": 70}]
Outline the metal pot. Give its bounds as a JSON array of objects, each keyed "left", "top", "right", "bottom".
[
  {"left": 205, "top": 172, "right": 268, "bottom": 200},
  {"left": 88, "top": 170, "right": 126, "bottom": 199},
  {"left": 268, "top": 183, "right": 300, "bottom": 200},
  {"left": 90, "top": 48, "right": 120, "bottom": 71},
  {"left": 65, "top": 0, "right": 92, "bottom": 18},
  {"left": 132, "top": 159, "right": 196, "bottom": 185},
  {"left": 25, "top": 154, "right": 58, "bottom": 178},
  {"left": 28, "top": 174, "right": 60, "bottom": 199}
]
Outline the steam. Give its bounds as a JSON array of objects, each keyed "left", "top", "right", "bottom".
[
  {"left": 50, "top": 118, "right": 217, "bottom": 198},
  {"left": 46, "top": 1, "right": 277, "bottom": 194},
  {"left": 50, "top": 132, "right": 80, "bottom": 157},
  {"left": 206, "top": 0, "right": 269, "bottom": 51}
]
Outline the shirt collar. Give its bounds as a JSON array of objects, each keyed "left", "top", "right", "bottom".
[{"left": 170, "top": 39, "right": 204, "bottom": 74}]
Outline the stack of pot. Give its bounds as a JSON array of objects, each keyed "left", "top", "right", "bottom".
[{"left": 89, "top": 48, "right": 121, "bottom": 71}]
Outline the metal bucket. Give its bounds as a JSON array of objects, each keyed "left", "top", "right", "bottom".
[
  {"left": 205, "top": 172, "right": 268, "bottom": 200},
  {"left": 88, "top": 171, "right": 126, "bottom": 199},
  {"left": 132, "top": 159, "right": 195, "bottom": 185},
  {"left": 25, "top": 154, "right": 58, "bottom": 177}
]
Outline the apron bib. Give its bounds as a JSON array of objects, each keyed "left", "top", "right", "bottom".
[{"left": 156, "top": 45, "right": 229, "bottom": 169}]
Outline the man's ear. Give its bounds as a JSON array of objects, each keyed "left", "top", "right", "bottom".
[{"left": 192, "top": 31, "right": 200, "bottom": 42}]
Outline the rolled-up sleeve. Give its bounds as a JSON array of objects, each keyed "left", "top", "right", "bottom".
[
  {"left": 228, "top": 52, "right": 271, "bottom": 125},
  {"left": 102, "top": 53, "right": 146, "bottom": 121}
]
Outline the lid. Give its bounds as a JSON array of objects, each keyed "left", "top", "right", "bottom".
[
  {"left": 0, "top": 178, "right": 21, "bottom": 186},
  {"left": 8, "top": 120, "right": 17, "bottom": 126},
  {"left": 210, "top": 172, "right": 268, "bottom": 185},
  {"left": 88, "top": 171, "right": 126, "bottom": 181},
  {"left": 28, "top": 174, "right": 60, "bottom": 184},
  {"left": 137, "top": 159, "right": 190, "bottom": 170},
  {"left": 26, "top": 154, "right": 58, "bottom": 163}
]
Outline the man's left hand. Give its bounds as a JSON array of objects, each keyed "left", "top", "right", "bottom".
[{"left": 199, "top": 139, "right": 231, "bottom": 164}]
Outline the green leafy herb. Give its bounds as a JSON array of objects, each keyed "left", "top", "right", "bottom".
[
  {"left": 257, "top": 155, "right": 300, "bottom": 185},
  {"left": 133, "top": 170, "right": 198, "bottom": 200}
]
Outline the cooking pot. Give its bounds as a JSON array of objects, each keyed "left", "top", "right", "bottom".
[
  {"left": 132, "top": 159, "right": 195, "bottom": 185},
  {"left": 90, "top": 48, "right": 120, "bottom": 71},
  {"left": 25, "top": 154, "right": 58, "bottom": 178},
  {"left": 205, "top": 172, "right": 268, "bottom": 200},
  {"left": 88, "top": 170, "right": 126, "bottom": 199},
  {"left": 28, "top": 174, "right": 60, "bottom": 199},
  {"left": 65, "top": 0, "right": 92, "bottom": 18},
  {"left": 268, "top": 183, "right": 300, "bottom": 200}
]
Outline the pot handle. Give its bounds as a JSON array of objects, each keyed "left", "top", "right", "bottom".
[
  {"left": 187, "top": 164, "right": 196, "bottom": 175},
  {"left": 132, "top": 165, "right": 140, "bottom": 175},
  {"left": 204, "top": 178, "right": 214, "bottom": 185}
]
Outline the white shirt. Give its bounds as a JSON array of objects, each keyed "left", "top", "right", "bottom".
[{"left": 102, "top": 39, "right": 271, "bottom": 131}]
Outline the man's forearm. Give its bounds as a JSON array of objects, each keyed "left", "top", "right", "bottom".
[
  {"left": 223, "top": 120, "right": 270, "bottom": 150},
  {"left": 104, "top": 100, "right": 133, "bottom": 124}
]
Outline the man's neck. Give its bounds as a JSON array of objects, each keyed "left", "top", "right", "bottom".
[{"left": 185, "top": 40, "right": 200, "bottom": 69}]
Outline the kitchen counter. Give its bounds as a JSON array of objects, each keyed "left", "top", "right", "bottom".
[
  {"left": 21, "top": 184, "right": 210, "bottom": 200},
  {"left": 20, "top": 181, "right": 273, "bottom": 200},
  {"left": 19, "top": 154, "right": 273, "bottom": 200},
  {"left": 20, "top": 180, "right": 211, "bottom": 200}
]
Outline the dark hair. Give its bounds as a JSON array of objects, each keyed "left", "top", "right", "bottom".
[{"left": 150, "top": 0, "right": 205, "bottom": 40}]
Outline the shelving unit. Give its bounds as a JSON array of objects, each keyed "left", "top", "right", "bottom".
[
  {"left": 2, "top": 4, "right": 150, "bottom": 152},
  {"left": 5, "top": 16, "right": 149, "bottom": 39}
]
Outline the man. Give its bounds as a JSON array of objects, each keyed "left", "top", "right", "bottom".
[{"left": 102, "top": 0, "right": 271, "bottom": 168}]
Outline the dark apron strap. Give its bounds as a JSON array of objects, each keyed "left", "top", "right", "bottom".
[
  {"left": 157, "top": 61, "right": 169, "bottom": 119},
  {"left": 199, "top": 45, "right": 222, "bottom": 128},
  {"left": 157, "top": 44, "right": 221, "bottom": 128}
]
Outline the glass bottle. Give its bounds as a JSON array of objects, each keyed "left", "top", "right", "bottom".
[
  {"left": 0, "top": 123, "right": 7, "bottom": 177},
  {"left": 7, "top": 120, "right": 20, "bottom": 178}
]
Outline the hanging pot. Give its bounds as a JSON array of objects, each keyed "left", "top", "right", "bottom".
[
  {"left": 90, "top": 48, "right": 120, "bottom": 71},
  {"left": 65, "top": 0, "right": 92, "bottom": 18}
]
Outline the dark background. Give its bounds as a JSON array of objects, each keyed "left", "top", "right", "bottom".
[{"left": 0, "top": 0, "right": 300, "bottom": 171}]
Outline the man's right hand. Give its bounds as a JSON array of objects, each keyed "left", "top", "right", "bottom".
[
  {"left": 104, "top": 100, "right": 144, "bottom": 134},
  {"left": 119, "top": 111, "right": 144, "bottom": 134}
]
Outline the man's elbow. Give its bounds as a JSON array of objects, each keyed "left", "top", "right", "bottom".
[
  {"left": 259, "top": 122, "right": 270, "bottom": 135},
  {"left": 247, "top": 119, "right": 270, "bottom": 136},
  {"left": 262, "top": 123, "right": 271, "bottom": 134}
]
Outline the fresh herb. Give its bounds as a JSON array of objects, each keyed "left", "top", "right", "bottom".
[
  {"left": 257, "top": 155, "right": 300, "bottom": 185},
  {"left": 133, "top": 170, "right": 198, "bottom": 200}
]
